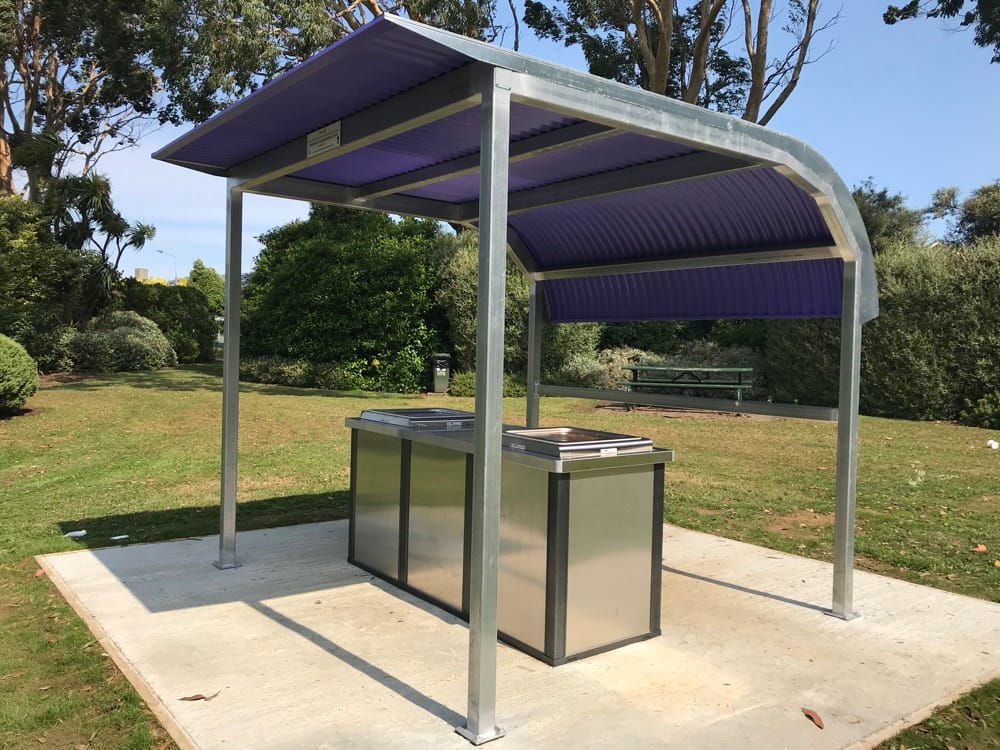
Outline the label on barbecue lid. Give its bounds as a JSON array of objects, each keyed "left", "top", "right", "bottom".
[
  {"left": 599, "top": 447, "right": 618, "bottom": 457},
  {"left": 446, "top": 421, "right": 464, "bottom": 430}
]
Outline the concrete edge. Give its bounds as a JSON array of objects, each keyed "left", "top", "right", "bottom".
[
  {"left": 35, "top": 553, "right": 199, "bottom": 750},
  {"left": 846, "top": 673, "right": 1000, "bottom": 750}
]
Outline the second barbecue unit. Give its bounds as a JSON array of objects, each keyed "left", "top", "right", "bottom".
[{"left": 347, "top": 409, "right": 673, "bottom": 665}]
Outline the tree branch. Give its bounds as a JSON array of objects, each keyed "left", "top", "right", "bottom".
[
  {"left": 758, "top": 0, "right": 821, "bottom": 126},
  {"left": 684, "top": 0, "right": 729, "bottom": 104}
]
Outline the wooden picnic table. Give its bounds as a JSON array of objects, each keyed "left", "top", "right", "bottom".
[{"left": 622, "top": 365, "right": 754, "bottom": 401}]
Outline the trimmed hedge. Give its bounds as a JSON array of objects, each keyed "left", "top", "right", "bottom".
[
  {"left": 0, "top": 334, "right": 39, "bottom": 413},
  {"left": 120, "top": 279, "right": 217, "bottom": 363},
  {"left": 447, "top": 371, "right": 527, "bottom": 398},
  {"left": 762, "top": 238, "right": 1000, "bottom": 420},
  {"left": 239, "top": 356, "right": 368, "bottom": 391},
  {"left": 70, "top": 312, "right": 177, "bottom": 372}
]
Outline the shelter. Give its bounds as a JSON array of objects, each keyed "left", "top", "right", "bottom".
[{"left": 155, "top": 15, "right": 877, "bottom": 745}]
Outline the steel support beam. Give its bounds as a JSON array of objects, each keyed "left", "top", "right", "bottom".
[
  {"left": 229, "top": 65, "right": 482, "bottom": 189},
  {"left": 356, "top": 121, "right": 615, "bottom": 201},
  {"left": 215, "top": 181, "right": 243, "bottom": 570},
  {"left": 531, "top": 245, "right": 842, "bottom": 282},
  {"left": 831, "top": 260, "right": 862, "bottom": 619},
  {"left": 537, "top": 384, "right": 837, "bottom": 422},
  {"left": 525, "top": 283, "right": 543, "bottom": 428},
  {"left": 459, "top": 151, "right": 752, "bottom": 220},
  {"left": 456, "top": 68, "right": 508, "bottom": 746},
  {"left": 247, "top": 175, "right": 465, "bottom": 223}
]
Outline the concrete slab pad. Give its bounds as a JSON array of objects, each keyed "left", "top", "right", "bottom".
[{"left": 39, "top": 522, "right": 1000, "bottom": 750}]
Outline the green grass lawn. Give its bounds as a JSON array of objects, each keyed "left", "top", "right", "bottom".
[{"left": 1, "top": 365, "right": 997, "bottom": 748}]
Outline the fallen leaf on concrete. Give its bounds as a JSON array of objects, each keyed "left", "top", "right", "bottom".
[
  {"left": 153, "top": 741, "right": 171, "bottom": 750},
  {"left": 802, "top": 708, "right": 824, "bottom": 729},
  {"left": 179, "top": 691, "right": 220, "bottom": 702},
  {"left": 35, "top": 569, "right": 45, "bottom": 577},
  {"left": 972, "top": 544, "right": 987, "bottom": 553}
]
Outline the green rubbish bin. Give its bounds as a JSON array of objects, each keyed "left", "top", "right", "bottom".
[{"left": 430, "top": 353, "right": 450, "bottom": 393}]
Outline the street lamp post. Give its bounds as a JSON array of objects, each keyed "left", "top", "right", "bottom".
[{"left": 156, "top": 249, "right": 178, "bottom": 284}]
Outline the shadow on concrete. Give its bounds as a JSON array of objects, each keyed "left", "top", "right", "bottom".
[
  {"left": 663, "top": 565, "right": 829, "bottom": 614},
  {"left": 52, "top": 517, "right": 470, "bottom": 727},
  {"left": 58, "top": 492, "right": 351, "bottom": 549},
  {"left": 252, "top": 601, "right": 466, "bottom": 728}
]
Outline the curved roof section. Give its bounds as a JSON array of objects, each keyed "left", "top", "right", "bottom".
[{"left": 154, "top": 15, "right": 878, "bottom": 324}]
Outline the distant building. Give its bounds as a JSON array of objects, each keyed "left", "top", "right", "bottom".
[{"left": 135, "top": 267, "right": 149, "bottom": 280}]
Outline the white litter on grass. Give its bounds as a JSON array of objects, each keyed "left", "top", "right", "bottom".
[
  {"left": 987, "top": 439, "right": 999, "bottom": 450},
  {"left": 64, "top": 530, "right": 86, "bottom": 539},
  {"left": 110, "top": 535, "right": 129, "bottom": 542}
]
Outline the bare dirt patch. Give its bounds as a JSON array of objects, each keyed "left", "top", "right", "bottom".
[
  {"left": 39, "top": 373, "right": 95, "bottom": 387},
  {"left": 855, "top": 554, "right": 897, "bottom": 575},
  {"left": 957, "top": 494, "right": 1000, "bottom": 516},
  {"left": 765, "top": 509, "right": 834, "bottom": 536}
]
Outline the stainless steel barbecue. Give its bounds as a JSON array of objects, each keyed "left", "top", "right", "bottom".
[
  {"left": 359, "top": 407, "right": 475, "bottom": 431},
  {"left": 502, "top": 426, "right": 653, "bottom": 458}
]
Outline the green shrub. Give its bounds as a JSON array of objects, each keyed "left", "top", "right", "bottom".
[
  {"left": 960, "top": 391, "right": 1000, "bottom": 430},
  {"left": 761, "top": 238, "right": 1000, "bottom": 419},
  {"left": 0, "top": 334, "right": 39, "bottom": 413},
  {"left": 860, "top": 239, "right": 1000, "bottom": 420},
  {"left": 240, "top": 356, "right": 312, "bottom": 387},
  {"left": 557, "top": 343, "right": 761, "bottom": 397},
  {"left": 120, "top": 279, "right": 217, "bottom": 363},
  {"left": 69, "top": 330, "right": 115, "bottom": 372},
  {"left": 448, "top": 371, "right": 476, "bottom": 397},
  {"left": 548, "top": 353, "right": 608, "bottom": 389},
  {"left": 433, "top": 232, "right": 602, "bottom": 380},
  {"left": 600, "top": 321, "right": 705, "bottom": 354},
  {"left": 105, "top": 327, "right": 177, "bottom": 371},
  {"left": 309, "top": 362, "right": 368, "bottom": 391},
  {"left": 239, "top": 357, "right": 378, "bottom": 391},
  {"left": 90, "top": 310, "right": 163, "bottom": 335},
  {"left": 539, "top": 323, "right": 603, "bottom": 382},
  {"left": 447, "top": 371, "right": 525, "bottom": 397},
  {"left": 243, "top": 206, "right": 440, "bottom": 393},
  {"left": 548, "top": 347, "right": 653, "bottom": 390},
  {"left": 70, "top": 313, "right": 176, "bottom": 372},
  {"left": 761, "top": 318, "right": 839, "bottom": 406},
  {"left": 0, "top": 196, "right": 86, "bottom": 371}
]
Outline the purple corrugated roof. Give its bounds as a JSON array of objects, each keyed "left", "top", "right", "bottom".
[
  {"left": 510, "top": 168, "right": 832, "bottom": 270},
  {"left": 160, "top": 18, "right": 473, "bottom": 171},
  {"left": 542, "top": 260, "right": 843, "bottom": 322},
  {"left": 155, "top": 15, "right": 876, "bottom": 324},
  {"left": 407, "top": 132, "right": 696, "bottom": 202},
  {"left": 292, "top": 104, "right": 579, "bottom": 186}
]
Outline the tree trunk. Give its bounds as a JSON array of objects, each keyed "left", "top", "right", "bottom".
[
  {"left": 0, "top": 130, "right": 13, "bottom": 196},
  {"left": 683, "top": 0, "right": 728, "bottom": 104}
]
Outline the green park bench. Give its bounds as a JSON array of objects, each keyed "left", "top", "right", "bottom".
[{"left": 622, "top": 364, "right": 754, "bottom": 402}]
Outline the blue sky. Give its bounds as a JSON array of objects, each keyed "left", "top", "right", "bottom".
[{"left": 101, "top": 4, "right": 999, "bottom": 280}]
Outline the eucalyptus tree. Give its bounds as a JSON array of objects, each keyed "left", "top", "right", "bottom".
[
  {"left": 0, "top": 0, "right": 498, "bottom": 200},
  {"left": 884, "top": 1, "right": 1000, "bottom": 63},
  {"left": 522, "top": 0, "right": 838, "bottom": 124}
]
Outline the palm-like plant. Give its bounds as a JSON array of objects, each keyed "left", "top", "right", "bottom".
[{"left": 44, "top": 172, "right": 156, "bottom": 322}]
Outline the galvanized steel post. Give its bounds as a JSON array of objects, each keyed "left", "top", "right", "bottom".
[
  {"left": 216, "top": 180, "right": 243, "bottom": 570},
  {"left": 831, "top": 259, "right": 861, "bottom": 617},
  {"left": 525, "top": 282, "right": 542, "bottom": 428},
  {"left": 456, "top": 67, "right": 509, "bottom": 746}
]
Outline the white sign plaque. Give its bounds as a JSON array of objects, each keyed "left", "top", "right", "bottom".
[{"left": 306, "top": 121, "right": 342, "bottom": 158}]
